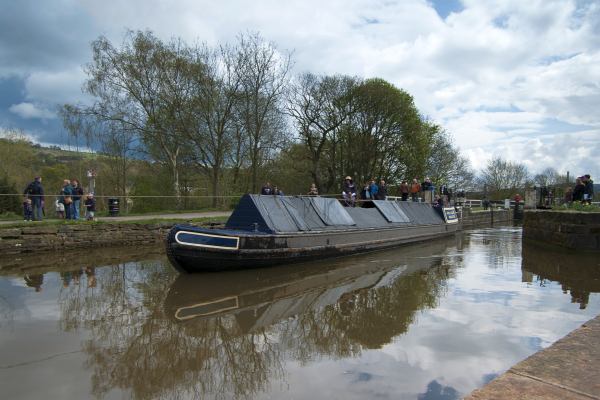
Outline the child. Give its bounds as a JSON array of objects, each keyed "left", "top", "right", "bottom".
[
  {"left": 84, "top": 193, "right": 96, "bottom": 221},
  {"left": 23, "top": 197, "right": 33, "bottom": 221},
  {"left": 55, "top": 199, "right": 65, "bottom": 219}
]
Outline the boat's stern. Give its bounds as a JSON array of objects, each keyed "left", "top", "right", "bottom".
[{"left": 166, "top": 225, "right": 243, "bottom": 273}]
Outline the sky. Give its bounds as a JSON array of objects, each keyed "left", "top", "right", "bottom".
[{"left": 1, "top": 0, "right": 599, "bottom": 178}]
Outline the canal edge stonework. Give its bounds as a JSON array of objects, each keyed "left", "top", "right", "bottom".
[
  {"left": 522, "top": 210, "right": 600, "bottom": 252},
  {"left": 465, "top": 314, "right": 600, "bottom": 399},
  {"left": 0, "top": 223, "right": 175, "bottom": 256},
  {"left": 461, "top": 208, "right": 513, "bottom": 228}
]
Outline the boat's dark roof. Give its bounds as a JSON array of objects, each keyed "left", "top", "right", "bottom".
[{"left": 224, "top": 194, "right": 444, "bottom": 234}]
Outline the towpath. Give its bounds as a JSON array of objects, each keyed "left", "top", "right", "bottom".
[{"left": 0, "top": 211, "right": 232, "bottom": 225}]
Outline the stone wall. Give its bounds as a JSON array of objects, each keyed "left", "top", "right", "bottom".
[
  {"left": 0, "top": 222, "right": 182, "bottom": 256},
  {"left": 461, "top": 208, "right": 513, "bottom": 228},
  {"left": 523, "top": 210, "right": 600, "bottom": 251}
]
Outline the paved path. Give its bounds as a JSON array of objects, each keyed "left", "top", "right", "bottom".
[
  {"left": 0, "top": 211, "right": 232, "bottom": 225},
  {"left": 465, "top": 314, "right": 600, "bottom": 399}
]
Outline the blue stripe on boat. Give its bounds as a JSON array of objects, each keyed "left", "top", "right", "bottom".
[{"left": 175, "top": 231, "right": 239, "bottom": 250}]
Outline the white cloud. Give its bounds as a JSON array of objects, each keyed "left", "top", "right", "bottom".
[
  {"left": 2, "top": 0, "right": 599, "bottom": 177},
  {"left": 24, "top": 68, "right": 89, "bottom": 105},
  {"left": 9, "top": 102, "right": 56, "bottom": 120}
]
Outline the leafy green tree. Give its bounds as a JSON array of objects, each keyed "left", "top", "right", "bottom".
[
  {"left": 337, "top": 78, "right": 424, "bottom": 186},
  {"left": 0, "top": 130, "right": 36, "bottom": 190},
  {"left": 0, "top": 174, "right": 20, "bottom": 214},
  {"left": 286, "top": 73, "right": 358, "bottom": 193},
  {"left": 424, "top": 123, "right": 476, "bottom": 190}
]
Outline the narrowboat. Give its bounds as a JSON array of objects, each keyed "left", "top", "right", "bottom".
[{"left": 166, "top": 194, "right": 460, "bottom": 273}]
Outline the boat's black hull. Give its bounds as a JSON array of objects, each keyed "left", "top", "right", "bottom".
[{"left": 167, "top": 223, "right": 460, "bottom": 273}]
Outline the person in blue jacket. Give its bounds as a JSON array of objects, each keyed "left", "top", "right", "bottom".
[
  {"left": 369, "top": 178, "right": 379, "bottom": 199},
  {"left": 60, "top": 179, "right": 74, "bottom": 220}
]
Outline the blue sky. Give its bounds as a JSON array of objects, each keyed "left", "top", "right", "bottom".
[{"left": 1, "top": 0, "right": 599, "bottom": 178}]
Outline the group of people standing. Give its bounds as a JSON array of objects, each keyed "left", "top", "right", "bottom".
[
  {"left": 23, "top": 176, "right": 96, "bottom": 221},
  {"left": 57, "top": 179, "right": 85, "bottom": 220},
  {"left": 568, "top": 174, "right": 595, "bottom": 204},
  {"left": 261, "top": 176, "right": 448, "bottom": 208},
  {"left": 260, "top": 181, "right": 285, "bottom": 196},
  {"left": 398, "top": 177, "right": 450, "bottom": 205},
  {"left": 342, "top": 177, "right": 389, "bottom": 207}
]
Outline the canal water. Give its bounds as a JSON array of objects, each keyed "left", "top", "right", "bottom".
[{"left": 1, "top": 226, "right": 599, "bottom": 399}]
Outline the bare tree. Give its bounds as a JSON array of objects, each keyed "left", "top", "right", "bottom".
[
  {"left": 479, "top": 157, "right": 529, "bottom": 197},
  {"left": 235, "top": 32, "right": 293, "bottom": 192},
  {"left": 534, "top": 167, "right": 560, "bottom": 186},
  {"left": 61, "top": 105, "right": 137, "bottom": 208},
  {"left": 183, "top": 44, "right": 243, "bottom": 207},
  {"left": 83, "top": 31, "right": 190, "bottom": 205}
]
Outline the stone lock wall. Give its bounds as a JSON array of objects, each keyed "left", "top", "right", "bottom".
[
  {"left": 461, "top": 208, "right": 513, "bottom": 228},
  {"left": 523, "top": 211, "right": 600, "bottom": 251}
]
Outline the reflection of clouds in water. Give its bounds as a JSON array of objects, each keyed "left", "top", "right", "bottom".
[
  {"left": 264, "top": 228, "right": 600, "bottom": 399},
  {"left": 6, "top": 274, "right": 64, "bottom": 321},
  {"left": 0, "top": 279, "right": 29, "bottom": 323},
  {"left": 372, "top": 231, "right": 600, "bottom": 395}
]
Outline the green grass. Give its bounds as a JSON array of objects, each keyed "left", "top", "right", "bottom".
[
  {"left": 0, "top": 212, "right": 20, "bottom": 221},
  {"left": 557, "top": 202, "right": 600, "bottom": 212}
]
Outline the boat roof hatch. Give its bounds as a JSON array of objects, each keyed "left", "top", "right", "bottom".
[
  {"left": 395, "top": 202, "right": 444, "bottom": 225},
  {"left": 309, "top": 196, "right": 355, "bottom": 226},
  {"left": 256, "top": 195, "right": 306, "bottom": 232},
  {"left": 373, "top": 200, "right": 411, "bottom": 223}
]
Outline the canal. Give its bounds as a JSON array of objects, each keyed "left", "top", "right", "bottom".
[{"left": 1, "top": 226, "right": 599, "bottom": 399}]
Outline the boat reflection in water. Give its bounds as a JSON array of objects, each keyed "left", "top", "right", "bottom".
[
  {"left": 521, "top": 242, "right": 600, "bottom": 309},
  {"left": 165, "top": 237, "right": 457, "bottom": 337},
  {"left": 147, "top": 239, "right": 456, "bottom": 398}
]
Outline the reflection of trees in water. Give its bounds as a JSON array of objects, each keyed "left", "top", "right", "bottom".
[
  {"left": 463, "top": 227, "right": 522, "bottom": 270},
  {"left": 58, "top": 261, "right": 282, "bottom": 399},
  {"left": 57, "top": 256, "right": 456, "bottom": 399},
  {"left": 521, "top": 242, "right": 600, "bottom": 310},
  {"left": 291, "top": 261, "right": 453, "bottom": 359},
  {"left": 327, "top": 263, "right": 453, "bottom": 349}
]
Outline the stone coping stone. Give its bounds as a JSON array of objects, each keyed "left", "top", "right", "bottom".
[{"left": 0, "top": 228, "right": 22, "bottom": 239}]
